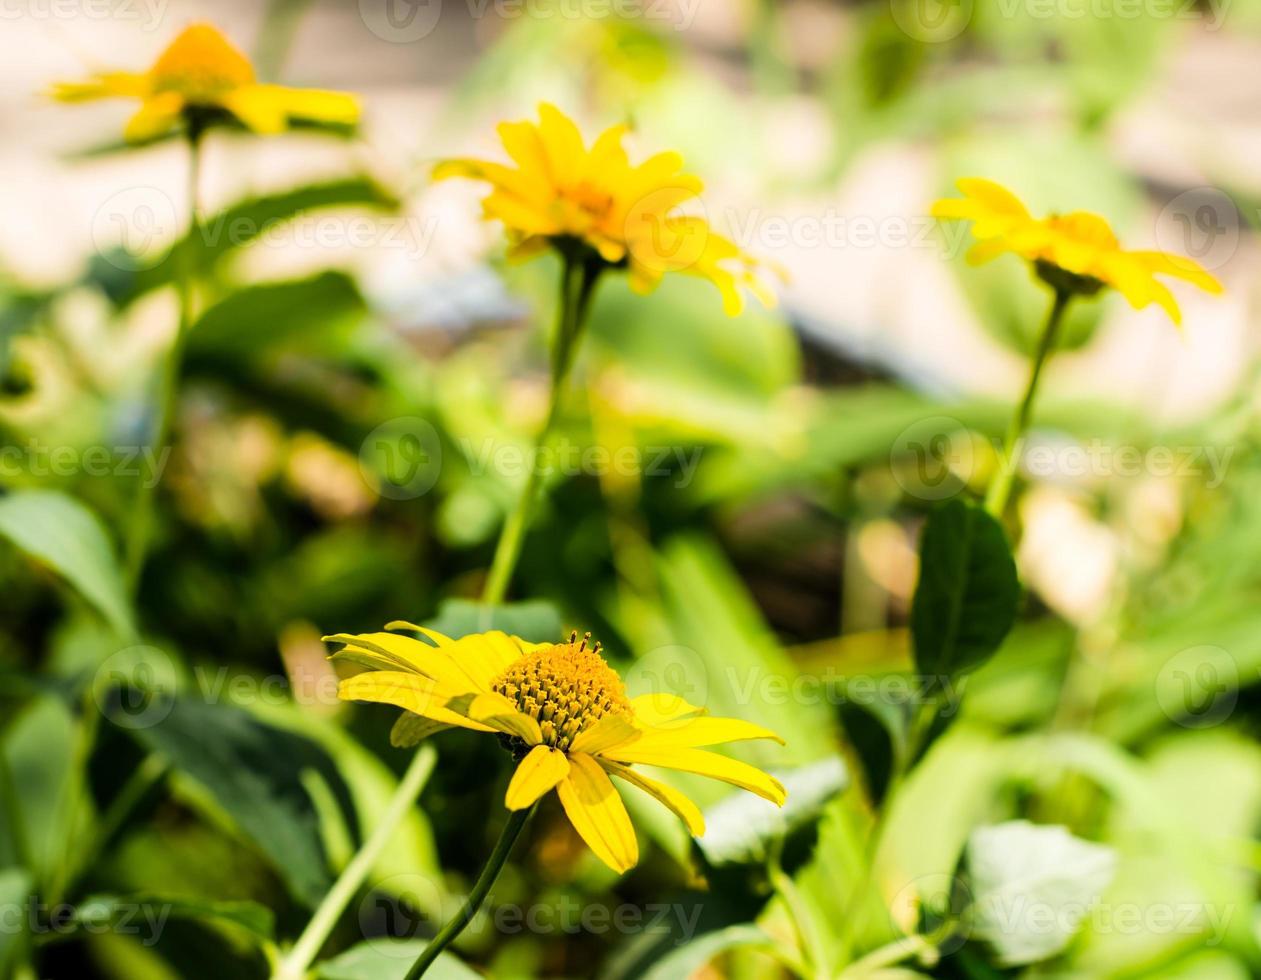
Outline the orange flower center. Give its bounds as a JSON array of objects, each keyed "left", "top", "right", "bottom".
[
  {"left": 492, "top": 634, "right": 630, "bottom": 751},
  {"left": 151, "top": 24, "right": 255, "bottom": 102}
]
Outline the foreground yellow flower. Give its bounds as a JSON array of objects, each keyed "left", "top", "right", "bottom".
[
  {"left": 330, "top": 626, "right": 786, "bottom": 873},
  {"left": 434, "top": 103, "right": 777, "bottom": 316},
  {"left": 52, "top": 23, "right": 358, "bottom": 142},
  {"left": 932, "top": 178, "right": 1223, "bottom": 325}
]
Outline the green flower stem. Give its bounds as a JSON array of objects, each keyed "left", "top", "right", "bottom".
[
  {"left": 768, "top": 841, "right": 827, "bottom": 979},
  {"left": 278, "top": 745, "right": 436, "bottom": 980},
  {"left": 835, "top": 696, "right": 938, "bottom": 965},
  {"left": 480, "top": 249, "right": 602, "bottom": 608},
  {"left": 404, "top": 804, "right": 535, "bottom": 980},
  {"left": 983, "top": 288, "right": 1073, "bottom": 519},
  {"left": 123, "top": 124, "right": 204, "bottom": 595}
]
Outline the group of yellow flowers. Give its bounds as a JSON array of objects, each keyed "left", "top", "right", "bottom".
[{"left": 56, "top": 16, "right": 1223, "bottom": 897}]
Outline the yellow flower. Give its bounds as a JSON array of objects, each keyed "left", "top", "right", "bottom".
[
  {"left": 52, "top": 23, "right": 358, "bottom": 142},
  {"left": 329, "top": 625, "right": 786, "bottom": 874},
  {"left": 434, "top": 103, "right": 777, "bottom": 316},
  {"left": 932, "top": 178, "right": 1223, "bottom": 325}
]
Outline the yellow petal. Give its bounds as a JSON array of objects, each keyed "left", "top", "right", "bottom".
[
  {"left": 252, "top": 84, "right": 359, "bottom": 125},
  {"left": 536, "top": 102, "right": 586, "bottom": 187},
  {"left": 1129, "top": 251, "right": 1224, "bottom": 294},
  {"left": 603, "top": 746, "right": 786, "bottom": 806},
  {"left": 629, "top": 693, "right": 706, "bottom": 727},
  {"left": 954, "top": 177, "right": 1031, "bottom": 221},
  {"left": 325, "top": 632, "right": 484, "bottom": 690},
  {"left": 634, "top": 716, "right": 785, "bottom": 750},
  {"left": 505, "top": 745, "right": 569, "bottom": 810},
  {"left": 339, "top": 671, "right": 492, "bottom": 733},
  {"left": 219, "top": 86, "right": 287, "bottom": 134},
  {"left": 601, "top": 760, "right": 705, "bottom": 837},
  {"left": 124, "top": 92, "right": 185, "bottom": 142},
  {"left": 384, "top": 622, "right": 455, "bottom": 646},
  {"left": 496, "top": 119, "right": 552, "bottom": 185},
  {"left": 556, "top": 753, "right": 638, "bottom": 873},
  {"left": 444, "top": 692, "right": 541, "bottom": 744},
  {"left": 570, "top": 713, "right": 640, "bottom": 756},
  {"left": 52, "top": 71, "right": 151, "bottom": 103}
]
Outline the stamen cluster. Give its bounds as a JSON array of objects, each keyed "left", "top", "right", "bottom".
[{"left": 493, "top": 633, "right": 630, "bottom": 751}]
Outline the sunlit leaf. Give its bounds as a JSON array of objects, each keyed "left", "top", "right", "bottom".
[
  {"left": 911, "top": 499, "right": 1019, "bottom": 680},
  {"left": 0, "top": 491, "right": 134, "bottom": 637}
]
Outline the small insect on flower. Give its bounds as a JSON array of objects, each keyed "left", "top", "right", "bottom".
[
  {"left": 329, "top": 625, "right": 787, "bottom": 874},
  {"left": 434, "top": 103, "right": 780, "bottom": 316},
  {"left": 52, "top": 22, "right": 359, "bottom": 142},
  {"left": 932, "top": 178, "right": 1223, "bottom": 325}
]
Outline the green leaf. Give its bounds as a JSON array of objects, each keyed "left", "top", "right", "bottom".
[
  {"left": 0, "top": 868, "right": 33, "bottom": 975},
  {"left": 126, "top": 697, "right": 336, "bottom": 908},
  {"left": 910, "top": 499, "right": 1019, "bottom": 680},
  {"left": 111, "top": 178, "right": 399, "bottom": 307},
  {"left": 697, "top": 758, "right": 848, "bottom": 867},
  {"left": 0, "top": 491, "right": 134, "bottom": 637},
  {"left": 1, "top": 695, "right": 79, "bottom": 890},
  {"left": 638, "top": 924, "right": 781, "bottom": 980},
  {"left": 420, "top": 598, "right": 563, "bottom": 643},
  {"left": 185, "top": 271, "right": 366, "bottom": 361},
  {"left": 71, "top": 893, "right": 275, "bottom": 941},
  {"left": 315, "top": 940, "right": 480, "bottom": 980},
  {"left": 968, "top": 820, "right": 1116, "bottom": 966}
]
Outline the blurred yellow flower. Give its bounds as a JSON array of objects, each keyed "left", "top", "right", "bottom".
[
  {"left": 434, "top": 103, "right": 777, "bottom": 316},
  {"left": 53, "top": 23, "right": 358, "bottom": 142},
  {"left": 932, "top": 178, "right": 1223, "bottom": 325},
  {"left": 330, "top": 626, "right": 786, "bottom": 874}
]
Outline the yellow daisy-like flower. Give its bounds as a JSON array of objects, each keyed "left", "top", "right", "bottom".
[
  {"left": 932, "top": 178, "right": 1223, "bottom": 325},
  {"left": 52, "top": 23, "right": 358, "bottom": 142},
  {"left": 329, "top": 625, "right": 786, "bottom": 874},
  {"left": 434, "top": 103, "right": 777, "bottom": 316}
]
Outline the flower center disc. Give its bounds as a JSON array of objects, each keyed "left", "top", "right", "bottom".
[
  {"left": 493, "top": 635, "right": 630, "bottom": 751},
  {"left": 152, "top": 25, "right": 256, "bottom": 102}
]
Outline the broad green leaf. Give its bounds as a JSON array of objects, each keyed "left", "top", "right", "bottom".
[
  {"left": 315, "top": 940, "right": 479, "bottom": 980},
  {"left": 911, "top": 500, "right": 1019, "bottom": 680},
  {"left": 185, "top": 271, "right": 366, "bottom": 361},
  {"left": 697, "top": 758, "right": 848, "bottom": 867},
  {"left": 115, "top": 178, "right": 398, "bottom": 306},
  {"left": 126, "top": 697, "right": 335, "bottom": 908},
  {"left": 638, "top": 924, "right": 781, "bottom": 980},
  {"left": 2, "top": 695, "right": 82, "bottom": 889},
  {"left": 968, "top": 820, "right": 1116, "bottom": 966},
  {"left": 0, "top": 491, "right": 134, "bottom": 637},
  {"left": 420, "top": 598, "right": 563, "bottom": 643},
  {"left": 0, "top": 868, "right": 33, "bottom": 976},
  {"left": 71, "top": 893, "right": 275, "bottom": 941}
]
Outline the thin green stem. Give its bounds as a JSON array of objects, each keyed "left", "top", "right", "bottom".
[
  {"left": 480, "top": 251, "right": 601, "bottom": 610},
  {"left": 279, "top": 746, "right": 436, "bottom": 979},
  {"left": 984, "top": 289, "right": 1073, "bottom": 519},
  {"left": 839, "top": 932, "right": 936, "bottom": 977},
  {"left": 768, "top": 841, "right": 827, "bottom": 979},
  {"left": 404, "top": 805, "right": 534, "bottom": 980},
  {"left": 836, "top": 697, "right": 938, "bottom": 965},
  {"left": 124, "top": 126, "right": 203, "bottom": 596}
]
